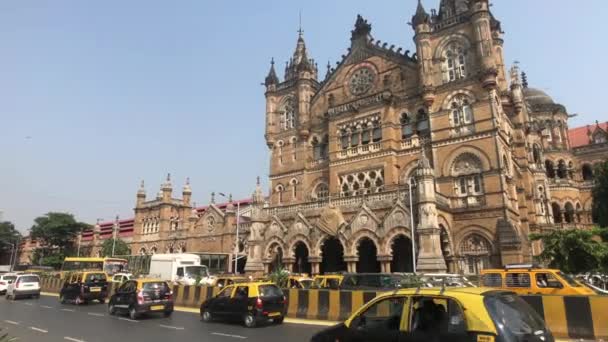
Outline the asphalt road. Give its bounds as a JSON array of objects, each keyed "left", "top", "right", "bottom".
[{"left": 0, "top": 295, "right": 327, "bottom": 342}]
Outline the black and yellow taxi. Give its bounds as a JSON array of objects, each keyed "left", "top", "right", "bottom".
[
  {"left": 312, "top": 274, "right": 344, "bottom": 289},
  {"left": 287, "top": 274, "right": 314, "bottom": 289},
  {"left": 208, "top": 275, "right": 248, "bottom": 288},
  {"left": 108, "top": 279, "right": 174, "bottom": 320},
  {"left": 311, "top": 287, "right": 554, "bottom": 342},
  {"left": 200, "top": 282, "right": 286, "bottom": 328},
  {"left": 59, "top": 271, "right": 108, "bottom": 305}
]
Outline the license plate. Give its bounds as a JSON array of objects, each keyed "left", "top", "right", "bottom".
[
  {"left": 151, "top": 305, "right": 164, "bottom": 311},
  {"left": 90, "top": 287, "right": 101, "bottom": 292},
  {"left": 268, "top": 312, "right": 281, "bottom": 317}
]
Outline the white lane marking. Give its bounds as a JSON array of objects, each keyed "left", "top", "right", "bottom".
[
  {"left": 117, "top": 317, "right": 139, "bottom": 323},
  {"left": 64, "top": 337, "right": 86, "bottom": 342},
  {"left": 41, "top": 305, "right": 53, "bottom": 309},
  {"left": 159, "top": 324, "right": 184, "bottom": 330},
  {"left": 24, "top": 303, "right": 33, "bottom": 306},
  {"left": 29, "top": 327, "right": 48, "bottom": 333},
  {"left": 87, "top": 312, "right": 104, "bottom": 317},
  {"left": 61, "top": 308, "right": 75, "bottom": 312},
  {"left": 4, "top": 320, "right": 20, "bottom": 325},
  {"left": 211, "top": 332, "right": 247, "bottom": 339}
]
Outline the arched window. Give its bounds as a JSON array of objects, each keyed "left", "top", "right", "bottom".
[
  {"left": 139, "top": 247, "right": 147, "bottom": 256},
  {"left": 276, "top": 184, "right": 285, "bottom": 204},
  {"left": 340, "top": 129, "right": 349, "bottom": 150},
  {"left": 443, "top": 42, "right": 467, "bottom": 83},
  {"left": 459, "top": 234, "right": 491, "bottom": 274},
  {"left": 400, "top": 113, "right": 413, "bottom": 139},
  {"left": 532, "top": 144, "right": 542, "bottom": 164},
  {"left": 312, "top": 136, "right": 328, "bottom": 161},
  {"left": 290, "top": 137, "right": 298, "bottom": 161},
  {"left": 314, "top": 183, "right": 329, "bottom": 201},
  {"left": 552, "top": 202, "right": 562, "bottom": 223},
  {"left": 372, "top": 120, "right": 382, "bottom": 143},
  {"left": 150, "top": 247, "right": 157, "bottom": 255},
  {"left": 582, "top": 164, "right": 593, "bottom": 181},
  {"left": 545, "top": 160, "right": 555, "bottom": 178},
  {"left": 416, "top": 109, "right": 430, "bottom": 136},
  {"left": 557, "top": 160, "right": 567, "bottom": 179},
  {"left": 280, "top": 97, "right": 296, "bottom": 131},
  {"left": 568, "top": 161, "right": 574, "bottom": 179},
  {"left": 451, "top": 153, "right": 484, "bottom": 197},
  {"left": 290, "top": 179, "right": 298, "bottom": 201},
  {"left": 564, "top": 202, "right": 575, "bottom": 223},
  {"left": 576, "top": 203, "right": 582, "bottom": 223},
  {"left": 450, "top": 95, "right": 474, "bottom": 127}
]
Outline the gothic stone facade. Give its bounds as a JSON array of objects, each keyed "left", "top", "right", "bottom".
[{"left": 245, "top": 0, "right": 604, "bottom": 276}]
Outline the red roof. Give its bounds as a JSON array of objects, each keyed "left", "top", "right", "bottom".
[{"left": 568, "top": 122, "right": 608, "bottom": 148}]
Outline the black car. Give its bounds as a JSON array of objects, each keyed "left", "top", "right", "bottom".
[
  {"left": 200, "top": 282, "right": 286, "bottom": 328},
  {"left": 59, "top": 272, "right": 108, "bottom": 305},
  {"left": 108, "top": 279, "right": 173, "bottom": 320}
]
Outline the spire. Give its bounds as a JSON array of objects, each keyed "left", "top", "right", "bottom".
[
  {"left": 264, "top": 58, "right": 279, "bottom": 86},
  {"left": 137, "top": 180, "right": 146, "bottom": 196},
  {"left": 252, "top": 176, "right": 265, "bottom": 204},
  {"left": 284, "top": 14, "right": 316, "bottom": 81},
  {"left": 183, "top": 177, "right": 192, "bottom": 194},
  {"left": 162, "top": 173, "right": 172, "bottom": 190},
  {"left": 412, "top": 0, "right": 430, "bottom": 26},
  {"left": 210, "top": 192, "right": 215, "bottom": 204},
  {"left": 351, "top": 14, "right": 372, "bottom": 43},
  {"left": 521, "top": 71, "right": 529, "bottom": 88}
]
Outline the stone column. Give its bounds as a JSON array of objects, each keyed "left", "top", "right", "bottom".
[
  {"left": 309, "top": 257, "right": 321, "bottom": 276},
  {"left": 377, "top": 255, "right": 392, "bottom": 273},
  {"left": 283, "top": 257, "right": 295, "bottom": 273},
  {"left": 344, "top": 256, "right": 358, "bottom": 273},
  {"left": 414, "top": 152, "right": 447, "bottom": 273}
]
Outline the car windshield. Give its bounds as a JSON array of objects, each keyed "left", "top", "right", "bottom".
[
  {"left": 259, "top": 285, "right": 282, "bottom": 297},
  {"left": 143, "top": 282, "right": 169, "bottom": 292},
  {"left": 557, "top": 272, "right": 581, "bottom": 287},
  {"left": 19, "top": 276, "right": 40, "bottom": 283},
  {"left": 3, "top": 276, "right": 17, "bottom": 282},
  {"left": 85, "top": 273, "right": 106, "bottom": 282},
  {"left": 185, "top": 266, "right": 208, "bottom": 277},
  {"left": 485, "top": 293, "right": 546, "bottom": 339}
]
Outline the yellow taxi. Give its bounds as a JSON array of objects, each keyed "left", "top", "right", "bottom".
[
  {"left": 480, "top": 264, "right": 595, "bottom": 296},
  {"left": 287, "top": 274, "right": 314, "bottom": 289},
  {"left": 311, "top": 287, "right": 554, "bottom": 342},
  {"left": 208, "top": 275, "right": 247, "bottom": 288},
  {"left": 312, "top": 274, "right": 344, "bottom": 289}
]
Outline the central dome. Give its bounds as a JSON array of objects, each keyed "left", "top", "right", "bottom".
[{"left": 523, "top": 87, "right": 555, "bottom": 105}]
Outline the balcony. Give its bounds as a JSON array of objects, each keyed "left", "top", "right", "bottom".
[
  {"left": 452, "top": 195, "right": 486, "bottom": 209},
  {"left": 337, "top": 142, "right": 381, "bottom": 159}
]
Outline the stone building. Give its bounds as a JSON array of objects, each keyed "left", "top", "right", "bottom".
[{"left": 244, "top": 0, "right": 607, "bottom": 276}]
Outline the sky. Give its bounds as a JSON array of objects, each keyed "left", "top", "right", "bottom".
[{"left": 1, "top": 0, "right": 607, "bottom": 233}]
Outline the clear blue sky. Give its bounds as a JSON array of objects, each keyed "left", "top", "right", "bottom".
[{"left": 1, "top": 0, "right": 606, "bottom": 232}]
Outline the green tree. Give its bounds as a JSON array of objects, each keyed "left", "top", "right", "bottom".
[
  {"left": 0, "top": 221, "right": 21, "bottom": 251},
  {"left": 268, "top": 266, "right": 289, "bottom": 288},
  {"left": 592, "top": 160, "right": 608, "bottom": 228},
  {"left": 30, "top": 212, "right": 90, "bottom": 252},
  {"left": 530, "top": 228, "right": 607, "bottom": 274},
  {"left": 100, "top": 238, "right": 130, "bottom": 257}
]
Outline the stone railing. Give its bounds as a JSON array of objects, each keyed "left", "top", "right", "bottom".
[
  {"left": 337, "top": 142, "right": 381, "bottom": 159},
  {"left": 451, "top": 195, "right": 486, "bottom": 209}
]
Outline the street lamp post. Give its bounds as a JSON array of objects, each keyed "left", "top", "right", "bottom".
[
  {"left": 112, "top": 215, "right": 119, "bottom": 257},
  {"left": 408, "top": 177, "right": 417, "bottom": 274}
]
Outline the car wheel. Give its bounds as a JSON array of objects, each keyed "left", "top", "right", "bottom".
[
  {"left": 129, "top": 307, "right": 139, "bottom": 320},
  {"left": 274, "top": 316, "right": 284, "bottom": 324},
  {"left": 108, "top": 303, "right": 116, "bottom": 315},
  {"left": 244, "top": 313, "right": 257, "bottom": 328},
  {"left": 163, "top": 310, "right": 173, "bottom": 317},
  {"left": 201, "top": 310, "right": 212, "bottom": 322}
]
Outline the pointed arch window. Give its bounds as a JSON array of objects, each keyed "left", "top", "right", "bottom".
[
  {"left": 450, "top": 95, "right": 474, "bottom": 127},
  {"left": 312, "top": 136, "right": 328, "bottom": 161},
  {"left": 275, "top": 184, "right": 285, "bottom": 204},
  {"left": 416, "top": 109, "right": 430, "bottom": 136},
  {"left": 443, "top": 43, "right": 467, "bottom": 83},
  {"left": 280, "top": 97, "right": 296, "bottom": 131},
  {"left": 400, "top": 113, "right": 413, "bottom": 139},
  {"left": 452, "top": 153, "right": 485, "bottom": 197},
  {"left": 314, "top": 183, "right": 329, "bottom": 201},
  {"left": 582, "top": 164, "right": 593, "bottom": 181}
]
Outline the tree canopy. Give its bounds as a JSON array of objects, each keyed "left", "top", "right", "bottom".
[
  {"left": 530, "top": 228, "right": 608, "bottom": 274},
  {"left": 0, "top": 221, "right": 21, "bottom": 251},
  {"left": 30, "top": 212, "right": 90, "bottom": 252},
  {"left": 592, "top": 160, "right": 608, "bottom": 228},
  {"left": 100, "top": 238, "right": 130, "bottom": 257}
]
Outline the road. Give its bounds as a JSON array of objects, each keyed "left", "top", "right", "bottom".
[{"left": 0, "top": 295, "right": 326, "bottom": 342}]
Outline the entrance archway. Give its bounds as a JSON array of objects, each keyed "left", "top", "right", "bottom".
[
  {"left": 356, "top": 238, "right": 380, "bottom": 273},
  {"left": 293, "top": 242, "right": 311, "bottom": 274},
  {"left": 269, "top": 247, "right": 283, "bottom": 273},
  {"left": 320, "top": 237, "right": 346, "bottom": 274},
  {"left": 390, "top": 235, "right": 413, "bottom": 273}
]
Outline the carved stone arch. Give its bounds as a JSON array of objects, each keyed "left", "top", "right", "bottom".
[
  {"left": 266, "top": 216, "right": 288, "bottom": 239},
  {"left": 314, "top": 233, "right": 348, "bottom": 258},
  {"left": 454, "top": 225, "right": 496, "bottom": 256},
  {"left": 382, "top": 227, "right": 412, "bottom": 255},
  {"left": 433, "top": 33, "right": 473, "bottom": 60},
  {"left": 398, "top": 159, "right": 421, "bottom": 185},
  {"left": 442, "top": 145, "right": 492, "bottom": 177},
  {"left": 289, "top": 178, "right": 299, "bottom": 186},
  {"left": 349, "top": 229, "right": 382, "bottom": 256},
  {"left": 382, "top": 202, "right": 412, "bottom": 233},
  {"left": 288, "top": 212, "right": 312, "bottom": 239},
  {"left": 437, "top": 215, "right": 454, "bottom": 255},
  {"left": 263, "top": 237, "right": 287, "bottom": 261},
  {"left": 349, "top": 203, "right": 381, "bottom": 233},
  {"left": 441, "top": 89, "right": 477, "bottom": 110},
  {"left": 287, "top": 235, "right": 313, "bottom": 258}
]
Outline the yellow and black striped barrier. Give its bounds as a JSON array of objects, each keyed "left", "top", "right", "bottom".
[{"left": 39, "top": 278, "right": 607, "bottom": 340}]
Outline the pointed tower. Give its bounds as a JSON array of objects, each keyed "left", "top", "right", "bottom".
[
  {"left": 161, "top": 173, "right": 172, "bottom": 203},
  {"left": 182, "top": 177, "right": 192, "bottom": 206},
  {"left": 245, "top": 177, "right": 267, "bottom": 274},
  {"left": 411, "top": 0, "right": 435, "bottom": 107},
  {"left": 414, "top": 148, "right": 447, "bottom": 272},
  {"left": 136, "top": 180, "right": 146, "bottom": 207}
]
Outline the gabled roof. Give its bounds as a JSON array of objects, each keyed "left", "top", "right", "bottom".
[{"left": 568, "top": 122, "right": 608, "bottom": 148}]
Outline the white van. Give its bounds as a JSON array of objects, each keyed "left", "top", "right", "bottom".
[{"left": 149, "top": 254, "right": 211, "bottom": 285}]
